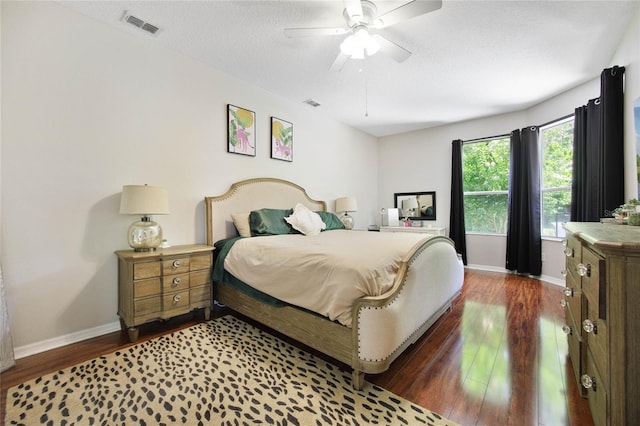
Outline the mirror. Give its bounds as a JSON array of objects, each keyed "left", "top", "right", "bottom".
[{"left": 394, "top": 191, "right": 436, "bottom": 220}]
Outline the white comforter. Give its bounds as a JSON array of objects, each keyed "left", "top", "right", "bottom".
[{"left": 223, "top": 229, "right": 429, "bottom": 327}]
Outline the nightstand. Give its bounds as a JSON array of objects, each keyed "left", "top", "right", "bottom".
[
  {"left": 379, "top": 226, "right": 447, "bottom": 236},
  {"left": 115, "top": 244, "right": 214, "bottom": 342}
]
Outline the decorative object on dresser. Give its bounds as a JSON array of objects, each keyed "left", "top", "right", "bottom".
[
  {"left": 335, "top": 196, "right": 358, "bottom": 230},
  {"left": 380, "top": 225, "right": 447, "bottom": 236},
  {"left": 394, "top": 191, "right": 436, "bottom": 220},
  {"left": 562, "top": 222, "right": 640, "bottom": 426},
  {"left": 119, "top": 184, "right": 169, "bottom": 252},
  {"left": 115, "top": 244, "right": 213, "bottom": 342}
]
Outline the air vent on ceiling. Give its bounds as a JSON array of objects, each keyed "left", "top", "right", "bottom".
[
  {"left": 121, "top": 11, "right": 160, "bottom": 35},
  {"left": 303, "top": 99, "right": 321, "bottom": 107}
]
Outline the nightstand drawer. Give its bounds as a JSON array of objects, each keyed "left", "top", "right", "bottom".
[
  {"left": 190, "top": 285, "right": 210, "bottom": 304},
  {"left": 190, "top": 270, "right": 211, "bottom": 287},
  {"left": 585, "top": 349, "right": 607, "bottom": 426},
  {"left": 162, "top": 273, "right": 190, "bottom": 292},
  {"left": 135, "top": 296, "right": 161, "bottom": 316},
  {"left": 162, "top": 257, "right": 190, "bottom": 275},
  {"left": 191, "top": 253, "right": 212, "bottom": 271},
  {"left": 134, "top": 278, "right": 161, "bottom": 298},
  {"left": 134, "top": 262, "right": 161, "bottom": 280},
  {"left": 163, "top": 290, "right": 190, "bottom": 311}
]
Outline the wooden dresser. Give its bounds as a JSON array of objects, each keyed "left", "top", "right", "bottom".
[
  {"left": 562, "top": 223, "right": 640, "bottom": 426},
  {"left": 115, "top": 244, "right": 214, "bottom": 342}
]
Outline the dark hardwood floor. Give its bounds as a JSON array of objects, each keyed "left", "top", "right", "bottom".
[{"left": 1, "top": 270, "right": 593, "bottom": 426}]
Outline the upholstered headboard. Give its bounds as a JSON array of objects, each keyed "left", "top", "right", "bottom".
[{"left": 204, "top": 178, "right": 327, "bottom": 245}]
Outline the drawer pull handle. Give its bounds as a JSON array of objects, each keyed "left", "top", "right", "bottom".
[
  {"left": 577, "top": 263, "right": 591, "bottom": 277},
  {"left": 172, "top": 277, "right": 181, "bottom": 285},
  {"left": 563, "top": 287, "right": 573, "bottom": 297},
  {"left": 561, "top": 239, "right": 568, "bottom": 247},
  {"left": 172, "top": 260, "right": 182, "bottom": 269},
  {"left": 583, "top": 319, "right": 597, "bottom": 334},
  {"left": 173, "top": 294, "right": 182, "bottom": 303},
  {"left": 581, "top": 374, "right": 596, "bottom": 391},
  {"left": 560, "top": 269, "right": 568, "bottom": 277},
  {"left": 561, "top": 325, "right": 572, "bottom": 335},
  {"left": 560, "top": 299, "right": 567, "bottom": 308},
  {"left": 564, "top": 247, "right": 574, "bottom": 257}
]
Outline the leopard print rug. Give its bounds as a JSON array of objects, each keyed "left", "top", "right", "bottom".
[{"left": 6, "top": 316, "right": 457, "bottom": 425}]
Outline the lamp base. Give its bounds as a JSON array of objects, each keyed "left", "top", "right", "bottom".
[
  {"left": 127, "top": 217, "right": 163, "bottom": 252},
  {"left": 340, "top": 213, "right": 354, "bottom": 230}
]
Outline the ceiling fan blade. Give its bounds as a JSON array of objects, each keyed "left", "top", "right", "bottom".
[
  {"left": 284, "top": 27, "right": 349, "bottom": 38},
  {"left": 344, "top": 0, "right": 364, "bottom": 22},
  {"left": 372, "top": 34, "right": 412, "bottom": 62},
  {"left": 374, "top": 0, "right": 442, "bottom": 29},
  {"left": 329, "top": 52, "right": 350, "bottom": 72}
]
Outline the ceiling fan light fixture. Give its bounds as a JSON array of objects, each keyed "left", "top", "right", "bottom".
[{"left": 339, "top": 28, "right": 379, "bottom": 59}]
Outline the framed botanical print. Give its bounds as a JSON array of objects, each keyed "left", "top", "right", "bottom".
[
  {"left": 227, "top": 104, "right": 256, "bottom": 156},
  {"left": 271, "top": 117, "right": 293, "bottom": 162}
]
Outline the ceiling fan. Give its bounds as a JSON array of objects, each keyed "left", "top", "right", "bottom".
[{"left": 284, "top": 0, "right": 442, "bottom": 71}]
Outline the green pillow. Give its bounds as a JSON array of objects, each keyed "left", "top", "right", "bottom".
[
  {"left": 316, "top": 211, "right": 345, "bottom": 230},
  {"left": 249, "top": 208, "right": 295, "bottom": 236}
]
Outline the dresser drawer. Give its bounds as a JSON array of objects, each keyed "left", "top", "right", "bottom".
[
  {"left": 162, "top": 257, "right": 190, "bottom": 275},
  {"left": 565, "top": 236, "right": 582, "bottom": 284},
  {"left": 133, "top": 261, "right": 161, "bottom": 280},
  {"left": 584, "top": 297, "right": 609, "bottom": 386},
  {"left": 584, "top": 349, "right": 607, "bottom": 426},
  {"left": 134, "top": 277, "right": 161, "bottom": 298},
  {"left": 581, "top": 248, "right": 605, "bottom": 319},
  {"left": 190, "top": 270, "right": 211, "bottom": 287}
]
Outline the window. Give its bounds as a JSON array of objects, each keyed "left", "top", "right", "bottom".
[
  {"left": 463, "top": 136, "right": 511, "bottom": 234},
  {"left": 540, "top": 117, "right": 574, "bottom": 238}
]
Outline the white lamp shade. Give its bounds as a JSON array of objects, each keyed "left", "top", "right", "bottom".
[
  {"left": 120, "top": 185, "right": 169, "bottom": 215},
  {"left": 335, "top": 197, "right": 358, "bottom": 213}
]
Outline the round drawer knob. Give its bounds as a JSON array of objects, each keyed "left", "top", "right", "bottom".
[
  {"left": 583, "top": 319, "right": 597, "bottom": 334},
  {"left": 560, "top": 299, "right": 567, "bottom": 308},
  {"left": 581, "top": 374, "right": 595, "bottom": 390},
  {"left": 563, "top": 287, "right": 573, "bottom": 297},
  {"left": 577, "top": 263, "right": 590, "bottom": 277},
  {"left": 564, "top": 247, "right": 574, "bottom": 257},
  {"left": 561, "top": 239, "right": 568, "bottom": 247},
  {"left": 561, "top": 325, "right": 572, "bottom": 335},
  {"left": 172, "top": 277, "right": 181, "bottom": 285},
  {"left": 172, "top": 260, "right": 182, "bottom": 268},
  {"left": 560, "top": 269, "right": 568, "bottom": 277},
  {"left": 173, "top": 294, "right": 182, "bottom": 303}
]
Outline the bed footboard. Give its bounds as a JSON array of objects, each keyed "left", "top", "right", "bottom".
[{"left": 352, "top": 236, "right": 464, "bottom": 375}]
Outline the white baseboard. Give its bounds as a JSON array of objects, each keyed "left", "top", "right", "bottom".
[
  {"left": 14, "top": 321, "right": 121, "bottom": 360},
  {"left": 465, "top": 264, "right": 564, "bottom": 287}
]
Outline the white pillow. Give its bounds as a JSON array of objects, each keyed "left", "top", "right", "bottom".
[
  {"left": 285, "top": 203, "right": 326, "bottom": 236},
  {"left": 231, "top": 212, "right": 252, "bottom": 237}
]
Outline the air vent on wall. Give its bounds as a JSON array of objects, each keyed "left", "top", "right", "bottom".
[
  {"left": 303, "top": 99, "right": 321, "bottom": 107},
  {"left": 121, "top": 11, "right": 160, "bottom": 35}
]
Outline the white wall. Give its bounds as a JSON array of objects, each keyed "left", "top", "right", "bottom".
[
  {"left": 379, "top": 4, "right": 640, "bottom": 285},
  {"left": 1, "top": 1, "right": 378, "bottom": 355}
]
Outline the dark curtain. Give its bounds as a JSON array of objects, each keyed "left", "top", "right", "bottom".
[
  {"left": 506, "top": 127, "right": 541, "bottom": 276},
  {"left": 599, "top": 66, "right": 625, "bottom": 216},
  {"left": 449, "top": 139, "right": 467, "bottom": 265},
  {"left": 571, "top": 99, "right": 601, "bottom": 221},
  {"left": 571, "top": 66, "right": 625, "bottom": 221}
]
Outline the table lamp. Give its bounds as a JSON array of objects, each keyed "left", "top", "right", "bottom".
[
  {"left": 335, "top": 197, "right": 357, "bottom": 230},
  {"left": 120, "top": 184, "right": 169, "bottom": 251}
]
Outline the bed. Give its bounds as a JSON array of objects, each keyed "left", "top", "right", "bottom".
[{"left": 205, "top": 178, "right": 464, "bottom": 389}]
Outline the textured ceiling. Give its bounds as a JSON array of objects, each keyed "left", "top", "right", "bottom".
[{"left": 59, "top": 0, "right": 639, "bottom": 137}]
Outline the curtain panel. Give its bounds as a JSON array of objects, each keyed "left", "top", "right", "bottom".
[
  {"left": 449, "top": 139, "right": 467, "bottom": 265},
  {"left": 571, "top": 66, "right": 625, "bottom": 221},
  {"left": 506, "top": 127, "right": 542, "bottom": 276}
]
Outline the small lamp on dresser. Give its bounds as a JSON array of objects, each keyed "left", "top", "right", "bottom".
[
  {"left": 119, "top": 184, "right": 169, "bottom": 251},
  {"left": 335, "top": 197, "right": 357, "bottom": 230}
]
